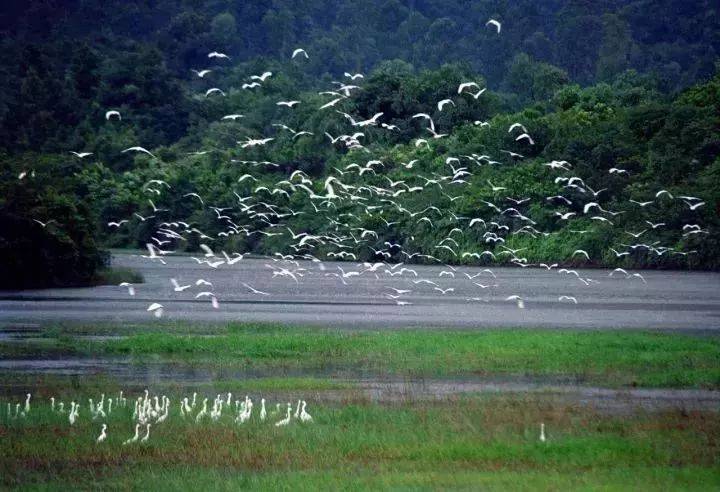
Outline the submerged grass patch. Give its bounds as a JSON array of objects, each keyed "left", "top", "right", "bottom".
[{"left": 57, "top": 325, "right": 720, "bottom": 388}]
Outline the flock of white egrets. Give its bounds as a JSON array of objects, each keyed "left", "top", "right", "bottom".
[{"left": 4, "top": 390, "right": 313, "bottom": 445}]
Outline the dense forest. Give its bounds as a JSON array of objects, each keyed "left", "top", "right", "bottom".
[{"left": 0, "top": 0, "right": 719, "bottom": 287}]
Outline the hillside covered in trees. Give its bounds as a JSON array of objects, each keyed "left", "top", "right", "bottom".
[{"left": 1, "top": 0, "right": 719, "bottom": 287}]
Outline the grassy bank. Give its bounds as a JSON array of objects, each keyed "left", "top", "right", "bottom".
[
  {"left": 90, "top": 266, "right": 144, "bottom": 286},
  {"left": 1, "top": 392, "right": 718, "bottom": 490},
  {"left": 11, "top": 323, "right": 717, "bottom": 389}
]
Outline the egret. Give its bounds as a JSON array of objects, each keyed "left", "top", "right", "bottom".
[
  {"left": 437, "top": 99, "right": 455, "bottom": 111},
  {"left": 486, "top": 19, "right": 501, "bottom": 33},
  {"left": 147, "top": 303, "right": 164, "bottom": 318},
  {"left": 119, "top": 282, "right": 135, "bottom": 296},
  {"left": 192, "top": 69, "right": 212, "bottom": 78},
  {"left": 140, "top": 423, "right": 151, "bottom": 442},
  {"left": 205, "top": 87, "right": 226, "bottom": 97},
  {"left": 275, "top": 404, "right": 292, "bottom": 427},
  {"left": 250, "top": 71, "right": 272, "bottom": 81},
  {"left": 96, "top": 424, "right": 107, "bottom": 443},
  {"left": 122, "top": 146, "right": 157, "bottom": 159},
  {"left": 300, "top": 401, "right": 313, "bottom": 422},
  {"left": 123, "top": 424, "right": 140, "bottom": 445},
  {"left": 70, "top": 151, "right": 93, "bottom": 158}
]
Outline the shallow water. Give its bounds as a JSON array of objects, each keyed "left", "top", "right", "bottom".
[{"left": 0, "top": 354, "right": 717, "bottom": 414}]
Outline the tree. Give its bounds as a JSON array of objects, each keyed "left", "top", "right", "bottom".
[{"left": 596, "top": 14, "right": 634, "bottom": 81}]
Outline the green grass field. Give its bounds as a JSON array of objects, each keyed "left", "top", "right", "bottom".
[
  {"left": 5, "top": 323, "right": 719, "bottom": 388},
  {"left": 1, "top": 324, "right": 719, "bottom": 489},
  {"left": 2, "top": 391, "right": 718, "bottom": 490}
]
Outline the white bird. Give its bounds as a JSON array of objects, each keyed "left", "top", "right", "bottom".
[
  {"left": 555, "top": 212, "right": 576, "bottom": 220},
  {"left": 32, "top": 219, "right": 56, "bottom": 228},
  {"left": 572, "top": 249, "right": 590, "bottom": 260},
  {"left": 506, "top": 295, "right": 525, "bottom": 309},
  {"left": 486, "top": 19, "right": 502, "bottom": 33},
  {"left": 205, "top": 87, "right": 226, "bottom": 97},
  {"left": 458, "top": 82, "right": 480, "bottom": 94},
  {"left": 123, "top": 424, "right": 140, "bottom": 445},
  {"left": 291, "top": 48, "right": 308, "bottom": 59},
  {"left": 344, "top": 72, "right": 364, "bottom": 80},
  {"left": 208, "top": 51, "right": 230, "bottom": 59},
  {"left": 487, "top": 180, "right": 506, "bottom": 192},
  {"left": 275, "top": 404, "right": 292, "bottom": 427},
  {"left": 684, "top": 200, "right": 705, "bottom": 211},
  {"left": 70, "top": 151, "right": 93, "bottom": 158},
  {"left": 192, "top": 69, "right": 212, "bottom": 78},
  {"left": 242, "top": 282, "right": 269, "bottom": 296},
  {"left": 515, "top": 133, "right": 535, "bottom": 145},
  {"left": 222, "top": 114, "right": 244, "bottom": 120},
  {"left": 277, "top": 100, "right": 300, "bottom": 107},
  {"left": 558, "top": 295, "right": 578, "bottom": 304},
  {"left": 540, "top": 423, "right": 546, "bottom": 442},
  {"left": 199, "top": 244, "right": 215, "bottom": 257},
  {"left": 250, "top": 71, "right": 273, "bottom": 81},
  {"left": 631, "top": 273, "right": 647, "bottom": 284},
  {"left": 105, "top": 110, "right": 121, "bottom": 121},
  {"left": 299, "top": 401, "right": 313, "bottom": 422},
  {"left": 222, "top": 251, "right": 244, "bottom": 265},
  {"left": 147, "top": 303, "right": 164, "bottom": 318},
  {"left": 171, "top": 279, "right": 191, "bottom": 292},
  {"left": 320, "top": 97, "right": 345, "bottom": 109},
  {"left": 122, "top": 146, "right": 157, "bottom": 159},
  {"left": 437, "top": 99, "right": 455, "bottom": 111},
  {"left": 140, "top": 423, "right": 151, "bottom": 442},
  {"left": 96, "top": 424, "right": 107, "bottom": 443},
  {"left": 625, "top": 230, "right": 647, "bottom": 239},
  {"left": 645, "top": 221, "right": 665, "bottom": 229},
  {"left": 610, "top": 248, "right": 629, "bottom": 258},
  {"left": 119, "top": 282, "right": 135, "bottom": 296}
]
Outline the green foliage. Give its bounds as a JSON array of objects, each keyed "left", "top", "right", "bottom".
[
  {"left": 1, "top": 0, "right": 718, "bottom": 154},
  {"left": 1, "top": 2, "right": 718, "bottom": 279},
  {"left": 0, "top": 154, "right": 108, "bottom": 288}
]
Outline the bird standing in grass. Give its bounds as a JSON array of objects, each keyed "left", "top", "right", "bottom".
[
  {"left": 140, "top": 423, "right": 151, "bottom": 443},
  {"left": 123, "top": 424, "right": 140, "bottom": 445},
  {"left": 300, "top": 401, "right": 313, "bottom": 423},
  {"left": 96, "top": 424, "right": 107, "bottom": 443},
  {"left": 275, "top": 404, "right": 292, "bottom": 427}
]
